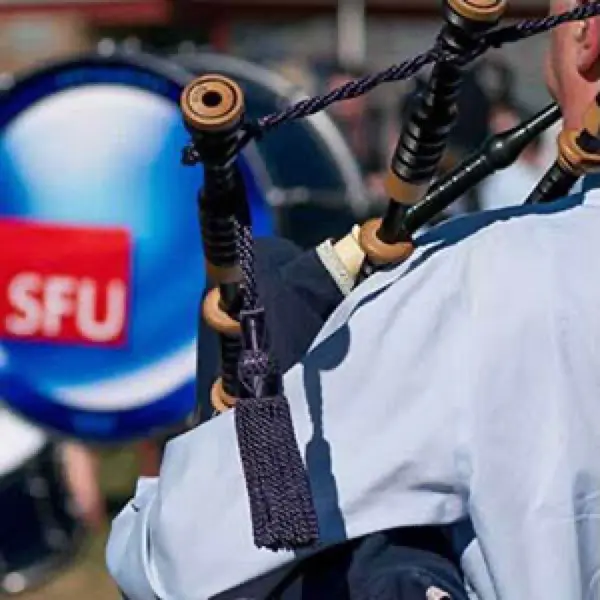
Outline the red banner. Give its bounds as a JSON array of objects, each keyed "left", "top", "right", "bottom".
[{"left": 0, "top": 219, "right": 131, "bottom": 347}]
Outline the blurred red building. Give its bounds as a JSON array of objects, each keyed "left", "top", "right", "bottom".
[
  {"left": 0, "top": 0, "right": 550, "bottom": 108},
  {"left": 178, "top": 0, "right": 547, "bottom": 20}
]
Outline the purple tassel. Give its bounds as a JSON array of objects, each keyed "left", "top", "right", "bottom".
[{"left": 234, "top": 220, "right": 319, "bottom": 551}]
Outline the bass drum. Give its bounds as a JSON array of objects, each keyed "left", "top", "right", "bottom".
[
  {"left": 0, "top": 51, "right": 274, "bottom": 442},
  {"left": 0, "top": 409, "right": 83, "bottom": 595},
  {"left": 172, "top": 50, "right": 370, "bottom": 248}
]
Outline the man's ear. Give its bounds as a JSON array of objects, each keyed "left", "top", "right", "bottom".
[{"left": 576, "top": 16, "right": 600, "bottom": 77}]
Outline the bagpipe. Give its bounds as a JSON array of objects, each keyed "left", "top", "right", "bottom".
[
  {"left": 180, "top": 0, "right": 600, "bottom": 552},
  {"left": 0, "top": 49, "right": 369, "bottom": 444}
]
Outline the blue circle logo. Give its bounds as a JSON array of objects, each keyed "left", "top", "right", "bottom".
[{"left": 0, "top": 56, "right": 273, "bottom": 441}]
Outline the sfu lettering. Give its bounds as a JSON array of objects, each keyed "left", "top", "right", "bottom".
[{"left": 5, "top": 273, "right": 127, "bottom": 343}]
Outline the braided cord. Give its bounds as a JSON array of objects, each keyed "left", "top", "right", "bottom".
[
  {"left": 235, "top": 221, "right": 260, "bottom": 311},
  {"left": 257, "top": 48, "right": 439, "bottom": 132},
  {"left": 233, "top": 1, "right": 600, "bottom": 148},
  {"left": 233, "top": 220, "right": 319, "bottom": 551},
  {"left": 486, "top": 1, "right": 600, "bottom": 45}
]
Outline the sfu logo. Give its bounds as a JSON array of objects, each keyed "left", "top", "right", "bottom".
[{"left": 0, "top": 219, "right": 131, "bottom": 347}]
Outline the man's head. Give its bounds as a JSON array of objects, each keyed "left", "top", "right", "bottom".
[{"left": 546, "top": 0, "right": 600, "bottom": 129}]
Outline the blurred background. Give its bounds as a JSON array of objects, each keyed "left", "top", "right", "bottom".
[{"left": 0, "top": 0, "right": 560, "bottom": 598}]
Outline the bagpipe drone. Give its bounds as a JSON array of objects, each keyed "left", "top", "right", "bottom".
[{"left": 180, "top": 0, "right": 600, "bottom": 552}]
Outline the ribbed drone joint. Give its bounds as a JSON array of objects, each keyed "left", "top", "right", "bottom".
[
  {"left": 201, "top": 212, "right": 240, "bottom": 282},
  {"left": 387, "top": 0, "right": 507, "bottom": 202},
  {"left": 375, "top": 0, "right": 506, "bottom": 254}
]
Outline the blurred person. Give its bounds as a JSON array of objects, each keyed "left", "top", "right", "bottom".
[
  {"left": 479, "top": 100, "right": 545, "bottom": 210},
  {"left": 61, "top": 441, "right": 106, "bottom": 529},
  {"left": 474, "top": 55, "right": 515, "bottom": 108},
  {"left": 108, "top": 1, "right": 600, "bottom": 598},
  {"left": 273, "top": 58, "right": 318, "bottom": 97},
  {"left": 321, "top": 61, "right": 387, "bottom": 197},
  {"left": 0, "top": 407, "right": 106, "bottom": 531},
  {"left": 0, "top": 407, "right": 105, "bottom": 596},
  {"left": 538, "top": 117, "right": 564, "bottom": 172}
]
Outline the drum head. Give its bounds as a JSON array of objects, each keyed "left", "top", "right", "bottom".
[
  {"left": 0, "top": 52, "right": 273, "bottom": 442},
  {"left": 173, "top": 51, "right": 370, "bottom": 247}
]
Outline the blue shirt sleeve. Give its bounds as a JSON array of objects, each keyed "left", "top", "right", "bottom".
[{"left": 106, "top": 233, "right": 472, "bottom": 599}]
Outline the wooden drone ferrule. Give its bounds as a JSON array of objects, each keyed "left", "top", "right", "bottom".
[
  {"left": 202, "top": 287, "right": 241, "bottom": 337},
  {"left": 181, "top": 75, "right": 244, "bottom": 134},
  {"left": 524, "top": 98, "right": 600, "bottom": 205},
  {"left": 557, "top": 99, "right": 600, "bottom": 176},
  {"left": 557, "top": 131, "right": 599, "bottom": 176},
  {"left": 211, "top": 377, "right": 238, "bottom": 413},
  {"left": 359, "top": 219, "right": 415, "bottom": 266},
  {"left": 447, "top": 0, "right": 507, "bottom": 23},
  {"left": 203, "top": 288, "right": 243, "bottom": 412}
]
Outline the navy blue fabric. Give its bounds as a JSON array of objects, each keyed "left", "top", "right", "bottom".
[
  {"left": 266, "top": 529, "right": 466, "bottom": 600},
  {"left": 196, "top": 236, "right": 343, "bottom": 418},
  {"left": 195, "top": 236, "right": 469, "bottom": 600}
]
